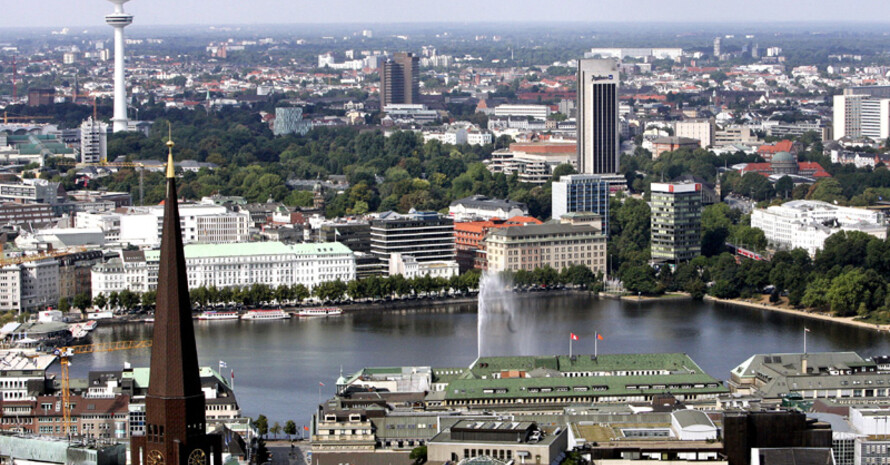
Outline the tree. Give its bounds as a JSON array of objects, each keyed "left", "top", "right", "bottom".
[
  {"left": 119, "top": 289, "right": 139, "bottom": 310},
  {"left": 108, "top": 291, "right": 120, "bottom": 310},
  {"left": 409, "top": 446, "right": 427, "bottom": 465},
  {"left": 807, "top": 178, "right": 845, "bottom": 203},
  {"left": 58, "top": 297, "right": 70, "bottom": 313},
  {"left": 93, "top": 294, "right": 107, "bottom": 310},
  {"left": 270, "top": 421, "right": 282, "bottom": 439},
  {"left": 551, "top": 163, "right": 577, "bottom": 181},
  {"left": 284, "top": 420, "right": 297, "bottom": 441},
  {"left": 255, "top": 415, "right": 269, "bottom": 438},
  {"left": 73, "top": 293, "right": 92, "bottom": 311},
  {"left": 140, "top": 291, "right": 156, "bottom": 308},
  {"left": 620, "top": 264, "right": 661, "bottom": 295}
]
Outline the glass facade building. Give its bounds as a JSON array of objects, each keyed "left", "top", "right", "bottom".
[{"left": 650, "top": 182, "right": 702, "bottom": 263}]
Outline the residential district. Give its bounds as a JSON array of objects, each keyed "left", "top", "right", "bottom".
[{"left": 3, "top": 9, "right": 890, "bottom": 465}]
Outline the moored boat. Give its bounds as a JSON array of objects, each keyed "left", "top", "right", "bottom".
[
  {"left": 197, "top": 311, "right": 240, "bottom": 321},
  {"left": 297, "top": 307, "right": 343, "bottom": 317},
  {"left": 240, "top": 309, "right": 290, "bottom": 320}
]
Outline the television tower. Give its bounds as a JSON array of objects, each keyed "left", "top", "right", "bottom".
[{"left": 106, "top": 0, "right": 133, "bottom": 133}]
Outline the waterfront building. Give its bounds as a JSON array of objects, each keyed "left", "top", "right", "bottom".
[
  {"left": 577, "top": 58, "right": 620, "bottom": 174},
  {"left": 388, "top": 253, "right": 458, "bottom": 279},
  {"left": 492, "top": 104, "right": 551, "bottom": 120},
  {"left": 728, "top": 352, "right": 890, "bottom": 400},
  {"left": 272, "top": 107, "right": 311, "bottom": 136},
  {"left": 454, "top": 216, "right": 542, "bottom": 272},
  {"left": 448, "top": 195, "right": 529, "bottom": 222},
  {"left": 319, "top": 221, "right": 371, "bottom": 253},
  {"left": 0, "top": 259, "right": 60, "bottom": 313},
  {"left": 91, "top": 241, "right": 356, "bottom": 298},
  {"left": 650, "top": 182, "right": 703, "bottom": 263},
  {"left": 380, "top": 52, "right": 419, "bottom": 107},
  {"left": 551, "top": 174, "right": 611, "bottom": 232},
  {"left": 751, "top": 200, "right": 886, "bottom": 256},
  {"left": 80, "top": 117, "right": 108, "bottom": 163},
  {"left": 487, "top": 142, "right": 578, "bottom": 185},
  {"left": 130, "top": 138, "right": 222, "bottom": 465},
  {"left": 370, "top": 211, "right": 455, "bottom": 264},
  {"left": 485, "top": 221, "right": 607, "bottom": 274},
  {"left": 57, "top": 250, "right": 104, "bottom": 303}
]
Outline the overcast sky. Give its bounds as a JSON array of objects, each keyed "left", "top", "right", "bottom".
[{"left": 4, "top": 0, "right": 890, "bottom": 28}]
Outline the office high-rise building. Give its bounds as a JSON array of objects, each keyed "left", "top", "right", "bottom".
[
  {"left": 380, "top": 52, "right": 419, "bottom": 107},
  {"left": 713, "top": 37, "right": 722, "bottom": 57},
  {"left": 577, "top": 58, "right": 620, "bottom": 174},
  {"left": 650, "top": 182, "right": 702, "bottom": 263},
  {"left": 552, "top": 174, "right": 611, "bottom": 234}
]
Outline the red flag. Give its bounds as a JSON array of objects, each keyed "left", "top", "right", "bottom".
[
  {"left": 570, "top": 333, "right": 579, "bottom": 341},
  {"left": 319, "top": 382, "right": 325, "bottom": 387},
  {"left": 231, "top": 369, "right": 234, "bottom": 379},
  {"left": 597, "top": 334, "right": 604, "bottom": 341},
  {"left": 303, "top": 426, "right": 310, "bottom": 431}
]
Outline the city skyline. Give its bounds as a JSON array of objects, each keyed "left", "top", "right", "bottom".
[{"left": 4, "top": 0, "right": 890, "bottom": 29}]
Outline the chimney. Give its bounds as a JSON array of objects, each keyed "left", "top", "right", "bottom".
[{"left": 802, "top": 357, "right": 808, "bottom": 374}]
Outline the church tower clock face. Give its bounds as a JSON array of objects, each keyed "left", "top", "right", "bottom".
[
  {"left": 147, "top": 450, "right": 165, "bottom": 465},
  {"left": 188, "top": 449, "right": 208, "bottom": 465}
]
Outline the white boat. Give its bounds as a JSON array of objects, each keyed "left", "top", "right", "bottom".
[
  {"left": 143, "top": 318, "right": 155, "bottom": 323},
  {"left": 240, "top": 309, "right": 290, "bottom": 320},
  {"left": 197, "top": 311, "right": 240, "bottom": 321},
  {"left": 297, "top": 307, "right": 343, "bottom": 317}
]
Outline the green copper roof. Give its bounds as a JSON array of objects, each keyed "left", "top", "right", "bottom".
[
  {"left": 143, "top": 241, "right": 353, "bottom": 261},
  {"left": 466, "top": 353, "right": 706, "bottom": 379}
]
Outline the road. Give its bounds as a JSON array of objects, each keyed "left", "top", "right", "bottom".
[{"left": 268, "top": 442, "right": 309, "bottom": 465}]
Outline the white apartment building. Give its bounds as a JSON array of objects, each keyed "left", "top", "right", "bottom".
[
  {"left": 833, "top": 93, "right": 890, "bottom": 141},
  {"left": 0, "top": 260, "right": 60, "bottom": 313},
  {"left": 92, "top": 242, "right": 356, "bottom": 298},
  {"left": 117, "top": 204, "right": 251, "bottom": 246},
  {"left": 492, "top": 104, "right": 551, "bottom": 120},
  {"left": 75, "top": 211, "right": 121, "bottom": 243},
  {"left": 0, "top": 179, "right": 62, "bottom": 204},
  {"left": 751, "top": 200, "right": 887, "bottom": 256},
  {"left": 422, "top": 127, "right": 492, "bottom": 146},
  {"left": 0, "top": 352, "right": 56, "bottom": 401},
  {"left": 80, "top": 117, "right": 108, "bottom": 164},
  {"left": 485, "top": 223, "right": 607, "bottom": 274},
  {"left": 388, "top": 253, "right": 458, "bottom": 280},
  {"left": 674, "top": 119, "right": 715, "bottom": 148}
]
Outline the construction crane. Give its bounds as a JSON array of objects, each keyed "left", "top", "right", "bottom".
[
  {"left": 54, "top": 340, "right": 152, "bottom": 437},
  {"left": 57, "top": 160, "right": 151, "bottom": 205},
  {"left": 0, "top": 246, "right": 87, "bottom": 267},
  {"left": 2, "top": 111, "right": 53, "bottom": 124}
]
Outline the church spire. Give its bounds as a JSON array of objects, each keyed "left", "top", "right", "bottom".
[{"left": 132, "top": 133, "right": 220, "bottom": 465}]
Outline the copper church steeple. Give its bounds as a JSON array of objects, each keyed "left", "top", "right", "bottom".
[{"left": 131, "top": 134, "right": 221, "bottom": 465}]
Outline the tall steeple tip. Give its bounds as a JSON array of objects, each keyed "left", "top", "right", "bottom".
[{"left": 166, "top": 123, "right": 175, "bottom": 178}]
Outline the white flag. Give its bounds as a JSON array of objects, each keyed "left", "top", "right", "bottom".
[{"left": 220, "top": 360, "right": 228, "bottom": 368}]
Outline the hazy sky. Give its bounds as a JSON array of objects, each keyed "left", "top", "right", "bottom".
[{"left": 4, "top": 0, "right": 890, "bottom": 28}]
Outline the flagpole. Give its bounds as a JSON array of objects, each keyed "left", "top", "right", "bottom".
[
  {"left": 804, "top": 328, "right": 807, "bottom": 354},
  {"left": 595, "top": 332, "right": 598, "bottom": 358},
  {"left": 569, "top": 336, "right": 572, "bottom": 358}
]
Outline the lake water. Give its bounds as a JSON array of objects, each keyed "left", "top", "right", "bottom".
[{"left": 59, "top": 293, "right": 890, "bottom": 426}]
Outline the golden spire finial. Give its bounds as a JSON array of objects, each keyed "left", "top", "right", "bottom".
[{"left": 166, "top": 122, "right": 175, "bottom": 179}]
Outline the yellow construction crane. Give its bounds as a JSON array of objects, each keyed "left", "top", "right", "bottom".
[
  {"left": 54, "top": 340, "right": 152, "bottom": 437},
  {"left": 57, "top": 160, "right": 151, "bottom": 205},
  {"left": 0, "top": 247, "right": 87, "bottom": 267},
  {"left": 2, "top": 111, "right": 53, "bottom": 124}
]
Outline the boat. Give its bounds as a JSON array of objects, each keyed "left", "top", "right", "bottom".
[
  {"left": 143, "top": 318, "right": 155, "bottom": 323},
  {"left": 297, "top": 307, "right": 343, "bottom": 317},
  {"left": 240, "top": 309, "right": 290, "bottom": 320},
  {"left": 197, "top": 311, "right": 240, "bottom": 321}
]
